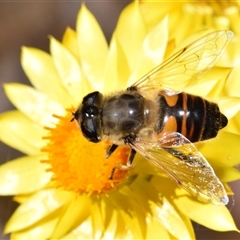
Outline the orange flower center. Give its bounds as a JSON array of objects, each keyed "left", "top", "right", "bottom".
[{"left": 41, "top": 110, "right": 131, "bottom": 194}]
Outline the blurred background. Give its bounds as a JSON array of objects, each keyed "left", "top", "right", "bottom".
[{"left": 0, "top": 1, "right": 240, "bottom": 239}]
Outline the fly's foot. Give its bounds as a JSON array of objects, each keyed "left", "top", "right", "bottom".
[
  {"left": 109, "top": 148, "right": 136, "bottom": 180},
  {"left": 109, "top": 163, "right": 133, "bottom": 180}
]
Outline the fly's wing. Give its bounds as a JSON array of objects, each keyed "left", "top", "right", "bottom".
[
  {"left": 130, "top": 30, "right": 233, "bottom": 95},
  {"left": 130, "top": 132, "right": 228, "bottom": 205}
]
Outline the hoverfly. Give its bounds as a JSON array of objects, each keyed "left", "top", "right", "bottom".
[{"left": 72, "top": 30, "right": 234, "bottom": 205}]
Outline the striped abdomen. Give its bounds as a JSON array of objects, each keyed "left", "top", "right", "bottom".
[{"left": 156, "top": 92, "right": 228, "bottom": 142}]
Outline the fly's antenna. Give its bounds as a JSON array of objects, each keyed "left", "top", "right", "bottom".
[
  {"left": 70, "top": 110, "right": 79, "bottom": 122},
  {"left": 70, "top": 112, "right": 76, "bottom": 122}
]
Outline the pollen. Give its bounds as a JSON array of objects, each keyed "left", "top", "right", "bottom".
[{"left": 41, "top": 109, "right": 131, "bottom": 194}]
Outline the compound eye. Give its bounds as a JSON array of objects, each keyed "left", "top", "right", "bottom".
[
  {"left": 82, "top": 105, "right": 99, "bottom": 118},
  {"left": 80, "top": 91, "right": 103, "bottom": 143},
  {"left": 82, "top": 91, "right": 103, "bottom": 107},
  {"left": 81, "top": 119, "right": 101, "bottom": 143}
]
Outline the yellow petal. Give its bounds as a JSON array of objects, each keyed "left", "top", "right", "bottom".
[
  {"left": 209, "top": 159, "right": 240, "bottom": 182},
  {"left": 146, "top": 215, "right": 171, "bottom": 240},
  {"left": 101, "top": 208, "right": 120, "bottom": 240},
  {"left": 177, "top": 209, "right": 196, "bottom": 239},
  {"left": 125, "top": 178, "right": 153, "bottom": 207},
  {"left": 4, "top": 83, "right": 65, "bottom": 127},
  {"left": 13, "top": 193, "right": 36, "bottom": 204},
  {"left": 61, "top": 216, "right": 93, "bottom": 240},
  {"left": 214, "top": 16, "right": 230, "bottom": 31},
  {"left": 115, "top": 1, "right": 147, "bottom": 71},
  {"left": 150, "top": 174, "right": 178, "bottom": 199},
  {"left": 225, "top": 67, "right": 240, "bottom": 97},
  {"left": 169, "top": 6, "right": 195, "bottom": 44},
  {"left": 21, "top": 47, "right": 72, "bottom": 107},
  {"left": 186, "top": 78, "right": 218, "bottom": 97},
  {"left": 117, "top": 209, "right": 143, "bottom": 239},
  {"left": 76, "top": 4, "right": 108, "bottom": 92},
  {"left": 10, "top": 216, "right": 58, "bottom": 240},
  {"left": 62, "top": 27, "right": 79, "bottom": 61},
  {"left": 196, "top": 131, "right": 240, "bottom": 167},
  {"left": 218, "top": 36, "right": 240, "bottom": 66},
  {"left": 218, "top": 97, "right": 240, "bottom": 120},
  {"left": 226, "top": 7, "right": 240, "bottom": 36},
  {"left": 127, "top": 191, "right": 149, "bottom": 238},
  {"left": 0, "top": 110, "right": 45, "bottom": 155},
  {"left": 103, "top": 32, "right": 130, "bottom": 93},
  {"left": 186, "top": 67, "right": 231, "bottom": 97},
  {"left": 128, "top": 16, "right": 169, "bottom": 86},
  {"left": 140, "top": 2, "right": 175, "bottom": 32},
  {"left": 0, "top": 154, "right": 51, "bottom": 195},
  {"left": 51, "top": 195, "right": 91, "bottom": 239},
  {"left": 111, "top": 189, "right": 144, "bottom": 239},
  {"left": 151, "top": 197, "right": 194, "bottom": 240},
  {"left": 50, "top": 37, "right": 90, "bottom": 105},
  {"left": 174, "top": 189, "right": 239, "bottom": 232},
  {"left": 229, "top": 112, "right": 240, "bottom": 135},
  {"left": 99, "top": 196, "right": 127, "bottom": 239},
  {"left": 119, "top": 177, "right": 183, "bottom": 239},
  {"left": 90, "top": 200, "right": 106, "bottom": 239},
  {"left": 4, "top": 189, "right": 72, "bottom": 233},
  {"left": 131, "top": 154, "right": 159, "bottom": 176},
  {"left": 114, "top": 209, "right": 133, "bottom": 239},
  {"left": 207, "top": 71, "right": 231, "bottom": 99}
]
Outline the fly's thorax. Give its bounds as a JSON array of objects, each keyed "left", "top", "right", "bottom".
[
  {"left": 101, "top": 90, "right": 160, "bottom": 143},
  {"left": 101, "top": 92, "right": 145, "bottom": 138}
]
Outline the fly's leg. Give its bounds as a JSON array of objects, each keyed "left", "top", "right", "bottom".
[
  {"left": 109, "top": 148, "right": 136, "bottom": 180},
  {"left": 108, "top": 134, "right": 137, "bottom": 180},
  {"left": 106, "top": 144, "right": 118, "bottom": 158}
]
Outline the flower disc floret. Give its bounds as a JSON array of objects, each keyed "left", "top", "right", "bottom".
[{"left": 41, "top": 110, "right": 131, "bottom": 194}]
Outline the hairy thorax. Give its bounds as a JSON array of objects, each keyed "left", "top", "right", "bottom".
[{"left": 101, "top": 91, "right": 158, "bottom": 144}]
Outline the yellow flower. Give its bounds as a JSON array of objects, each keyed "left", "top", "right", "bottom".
[
  {"left": 140, "top": 1, "right": 240, "bottom": 41},
  {"left": 140, "top": 0, "right": 240, "bottom": 91},
  {"left": 0, "top": 2, "right": 240, "bottom": 239}
]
